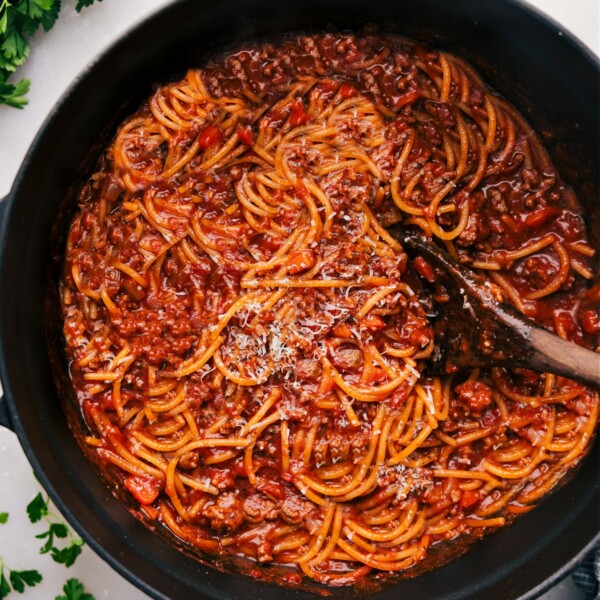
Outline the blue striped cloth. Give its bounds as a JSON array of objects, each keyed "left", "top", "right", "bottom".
[{"left": 573, "top": 546, "right": 600, "bottom": 599}]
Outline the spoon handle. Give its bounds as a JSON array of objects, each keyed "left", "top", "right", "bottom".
[
  {"left": 527, "top": 328, "right": 600, "bottom": 389},
  {"left": 394, "top": 228, "right": 600, "bottom": 389},
  {"left": 487, "top": 299, "right": 600, "bottom": 389}
]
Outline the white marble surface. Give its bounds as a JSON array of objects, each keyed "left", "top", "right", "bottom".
[
  {"left": 0, "top": 1, "right": 597, "bottom": 598},
  {"left": 0, "top": 426, "right": 147, "bottom": 599}
]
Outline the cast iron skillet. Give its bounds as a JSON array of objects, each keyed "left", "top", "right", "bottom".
[{"left": 0, "top": 0, "right": 598, "bottom": 598}]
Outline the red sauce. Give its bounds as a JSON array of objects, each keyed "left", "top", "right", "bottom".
[{"left": 60, "top": 32, "right": 599, "bottom": 588}]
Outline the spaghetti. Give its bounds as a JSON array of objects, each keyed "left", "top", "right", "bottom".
[{"left": 60, "top": 32, "right": 599, "bottom": 586}]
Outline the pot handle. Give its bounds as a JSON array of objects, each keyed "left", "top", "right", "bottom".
[{"left": 0, "top": 194, "right": 13, "bottom": 431}]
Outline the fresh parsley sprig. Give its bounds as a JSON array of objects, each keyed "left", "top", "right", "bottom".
[
  {"left": 0, "top": 502, "right": 94, "bottom": 599},
  {"left": 55, "top": 577, "right": 95, "bottom": 600},
  {"left": 0, "top": 0, "right": 102, "bottom": 108},
  {"left": 0, "top": 77, "right": 29, "bottom": 107},
  {"left": 26, "top": 493, "right": 84, "bottom": 567},
  {"left": 0, "top": 557, "right": 42, "bottom": 599}
]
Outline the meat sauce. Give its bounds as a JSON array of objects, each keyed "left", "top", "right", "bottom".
[{"left": 60, "top": 32, "right": 599, "bottom": 587}]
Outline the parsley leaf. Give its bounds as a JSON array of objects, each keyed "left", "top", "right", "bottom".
[
  {"left": 50, "top": 523, "right": 69, "bottom": 539},
  {"left": 0, "top": 513, "right": 8, "bottom": 524},
  {"left": 30, "top": 0, "right": 57, "bottom": 13},
  {"left": 36, "top": 527, "right": 55, "bottom": 554},
  {"left": 26, "top": 493, "right": 48, "bottom": 523},
  {"left": 8, "top": 569, "right": 42, "bottom": 593},
  {"left": 51, "top": 540, "right": 83, "bottom": 567},
  {"left": 0, "top": 558, "right": 42, "bottom": 599},
  {"left": 55, "top": 578, "right": 95, "bottom": 600},
  {"left": 37, "top": 0, "right": 61, "bottom": 33},
  {"left": 0, "top": 53, "right": 17, "bottom": 73},
  {"left": 0, "top": 573, "right": 10, "bottom": 600},
  {"left": 75, "top": 0, "right": 101, "bottom": 13},
  {"left": 0, "top": 26, "right": 29, "bottom": 66},
  {"left": 27, "top": 492, "right": 85, "bottom": 567},
  {"left": 36, "top": 522, "right": 70, "bottom": 553}
]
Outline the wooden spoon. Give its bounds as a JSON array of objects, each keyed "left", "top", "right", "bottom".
[{"left": 390, "top": 228, "right": 600, "bottom": 389}]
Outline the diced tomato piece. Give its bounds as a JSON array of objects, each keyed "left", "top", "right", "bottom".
[
  {"left": 460, "top": 490, "right": 480, "bottom": 509},
  {"left": 286, "top": 250, "right": 316, "bottom": 274},
  {"left": 371, "top": 366, "right": 387, "bottom": 383},
  {"left": 237, "top": 123, "right": 254, "bottom": 146},
  {"left": 198, "top": 125, "right": 221, "bottom": 150},
  {"left": 413, "top": 256, "right": 435, "bottom": 283},
  {"left": 339, "top": 83, "right": 357, "bottom": 99},
  {"left": 289, "top": 98, "right": 309, "bottom": 127},
  {"left": 124, "top": 475, "right": 161, "bottom": 505},
  {"left": 523, "top": 206, "right": 559, "bottom": 229}
]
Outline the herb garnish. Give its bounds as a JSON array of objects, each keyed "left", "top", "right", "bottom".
[
  {"left": 55, "top": 577, "right": 96, "bottom": 600},
  {"left": 0, "top": 558, "right": 42, "bottom": 599},
  {"left": 74, "top": 0, "right": 102, "bottom": 11},
  {"left": 0, "top": 0, "right": 102, "bottom": 108},
  {"left": 26, "top": 493, "right": 84, "bottom": 567}
]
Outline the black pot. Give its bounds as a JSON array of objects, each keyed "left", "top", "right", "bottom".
[{"left": 0, "top": 1, "right": 598, "bottom": 599}]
